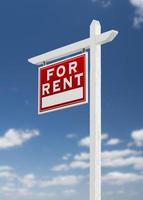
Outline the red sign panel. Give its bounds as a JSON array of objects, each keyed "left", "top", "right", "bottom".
[{"left": 38, "top": 52, "right": 88, "bottom": 114}]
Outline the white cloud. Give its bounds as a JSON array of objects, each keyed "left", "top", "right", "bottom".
[
  {"left": 40, "top": 175, "right": 84, "bottom": 188},
  {"left": 74, "top": 152, "right": 89, "bottom": 161},
  {"left": 131, "top": 129, "right": 143, "bottom": 146},
  {"left": 0, "top": 129, "right": 40, "bottom": 149},
  {"left": 0, "top": 167, "right": 84, "bottom": 198},
  {"left": 0, "top": 165, "right": 84, "bottom": 188},
  {"left": 36, "top": 192, "right": 56, "bottom": 198},
  {"left": 106, "top": 138, "right": 122, "bottom": 145},
  {"left": 52, "top": 160, "right": 89, "bottom": 172},
  {"left": 66, "top": 134, "right": 77, "bottom": 139},
  {"left": 0, "top": 185, "right": 17, "bottom": 194},
  {"left": 102, "top": 171, "right": 143, "bottom": 184},
  {"left": 63, "top": 189, "right": 76, "bottom": 196},
  {"left": 101, "top": 133, "right": 109, "bottom": 140},
  {"left": 126, "top": 157, "right": 143, "bottom": 169},
  {"left": 52, "top": 148, "right": 143, "bottom": 172},
  {"left": 0, "top": 166, "right": 85, "bottom": 199},
  {"left": 20, "top": 174, "right": 37, "bottom": 188},
  {"left": 130, "top": 0, "right": 143, "bottom": 28},
  {"left": 0, "top": 171, "right": 15, "bottom": 180},
  {"left": 52, "top": 164, "right": 69, "bottom": 172},
  {"left": 0, "top": 166, "right": 16, "bottom": 180},
  {"left": 0, "top": 166, "right": 13, "bottom": 171},
  {"left": 91, "top": 0, "right": 112, "bottom": 7},
  {"left": 0, "top": 184, "right": 57, "bottom": 198},
  {"left": 70, "top": 161, "right": 89, "bottom": 169},
  {"left": 62, "top": 153, "right": 72, "bottom": 160},
  {"left": 79, "top": 134, "right": 109, "bottom": 147},
  {"left": 102, "top": 149, "right": 143, "bottom": 169},
  {"left": 79, "top": 136, "right": 90, "bottom": 147},
  {"left": 52, "top": 152, "right": 90, "bottom": 172},
  {"left": 102, "top": 156, "right": 143, "bottom": 169},
  {"left": 102, "top": 149, "right": 139, "bottom": 160}
]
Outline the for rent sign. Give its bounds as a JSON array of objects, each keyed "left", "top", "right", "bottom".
[{"left": 38, "top": 52, "right": 88, "bottom": 114}]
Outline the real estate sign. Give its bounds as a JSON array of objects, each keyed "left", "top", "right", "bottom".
[{"left": 38, "top": 52, "right": 88, "bottom": 114}]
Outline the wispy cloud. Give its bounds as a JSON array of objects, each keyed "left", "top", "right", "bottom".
[
  {"left": 1, "top": 128, "right": 143, "bottom": 199},
  {"left": 52, "top": 152, "right": 90, "bottom": 172},
  {"left": 106, "top": 138, "right": 122, "bottom": 145},
  {"left": 131, "top": 129, "right": 143, "bottom": 146},
  {"left": 20, "top": 174, "right": 37, "bottom": 188},
  {"left": 79, "top": 136, "right": 90, "bottom": 147},
  {"left": 66, "top": 133, "right": 78, "bottom": 139},
  {"left": 0, "top": 166, "right": 85, "bottom": 199},
  {"left": 40, "top": 175, "right": 84, "bottom": 188},
  {"left": 0, "top": 184, "right": 56, "bottom": 199},
  {"left": 52, "top": 160, "right": 89, "bottom": 172},
  {"left": 130, "top": 0, "right": 143, "bottom": 28},
  {"left": 62, "top": 153, "right": 72, "bottom": 160},
  {"left": 101, "top": 133, "right": 109, "bottom": 140},
  {"left": 52, "top": 128, "right": 143, "bottom": 173},
  {"left": 74, "top": 152, "right": 89, "bottom": 161},
  {"left": 0, "top": 166, "right": 13, "bottom": 171},
  {"left": 0, "top": 129, "right": 40, "bottom": 149},
  {"left": 91, "top": 0, "right": 112, "bottom": 8},
  {"left": 102, "top": 171, "right": 143, "bottom": 184},
  {"left": 0, "top": 165, "right": 16, "bottom": 180},
  {"left": 79, "top": 133, "right": 109, "bottom": 148},
  {"left": 63, "top": 189, "right": 76, "bottom": 196},
  {"left": 102, "top": 149, "right": 143, "bottom": 169},
  {"left": 52, "top": 164, "right": 69, "bottom": 172},
  {"left": 52, "top": 148, "right": 143, "bottom": 172}
]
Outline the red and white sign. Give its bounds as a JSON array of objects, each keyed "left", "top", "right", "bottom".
[{"left": 38, "top": 52, "right": 88, "bottom": 114}]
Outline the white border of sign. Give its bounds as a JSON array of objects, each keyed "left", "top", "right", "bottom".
[{"left": 38, "top": 52, "right": 88, "bottom": 115}]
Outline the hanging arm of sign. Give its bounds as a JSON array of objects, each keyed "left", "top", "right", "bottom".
[{"left": 28, "top": 30, "right": 118, "bottom": 65}]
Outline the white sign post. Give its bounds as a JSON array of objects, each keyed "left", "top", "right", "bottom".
[{"left": 28, "top": 20, "right": 118, "bottom": 200}]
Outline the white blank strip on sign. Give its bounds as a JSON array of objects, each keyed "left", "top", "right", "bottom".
[{"left": 42, "top": 87, "right": 83, "bottom": 108}]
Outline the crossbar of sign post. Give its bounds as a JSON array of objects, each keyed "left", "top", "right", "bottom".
[{"left": 38, "top": 53, "right": 88, "bottom": 114}]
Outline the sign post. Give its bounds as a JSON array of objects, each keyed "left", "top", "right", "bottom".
[
  {"left": 28, "top": 20, "right": 118, "bottom": 200},
  {"left": 90, "top": 20, "right": 101, "bottom": 200}
]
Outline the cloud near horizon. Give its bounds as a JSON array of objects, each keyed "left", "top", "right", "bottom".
[
  {"left": 1, "top": 128, "right": 143, "bottom": 199},
  {"left": 52, "top": 129, "right": 143, "bottom": 174},
  {"left": 0, "top": 166, "right": 85, "bottom": 199}
]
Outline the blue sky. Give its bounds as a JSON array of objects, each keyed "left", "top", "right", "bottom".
[{"left": 0, "top": 0, "right": 143, "bottom": 199}]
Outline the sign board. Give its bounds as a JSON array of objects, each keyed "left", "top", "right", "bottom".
[{"left": 38, "top": 52, "right": 88, "bottom": 114}]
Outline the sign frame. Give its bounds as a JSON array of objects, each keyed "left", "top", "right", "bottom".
[{"left": 38, "top": 52, "right": 88, "bottom": 115}]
